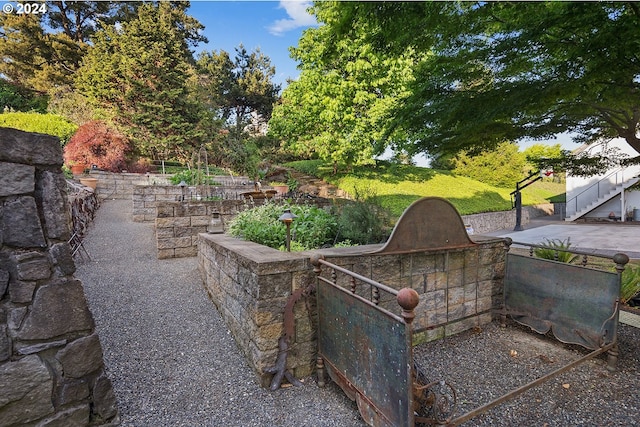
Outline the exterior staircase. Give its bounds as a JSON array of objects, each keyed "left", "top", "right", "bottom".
[
  {"left": 565, "top": 174, "right": 640, "bottom": 221},
  {"left": 265, "top": 167, "right": 350, "bottom": 199}
]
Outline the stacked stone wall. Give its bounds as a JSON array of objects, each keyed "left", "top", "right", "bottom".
[
  {"left": 155, "top": 202, "right": 219, "bottom": 259},
  {"left": 461, "top": 204, "right": 554, "bottom": 234},
  {"left": 132, "top": 179, "right": 252, "bottom": 222},
  {"left": 85, "top": 170, "right": 171, "bottom": 201},
  {"left": 68, "top": 183, "right": 100, "bottom": 239},
  {"left": 198, "top": 233, "right": 507, "bottom": 387},
  {"left": 0, "top": 128, "right": 117, "bottom": 425}
]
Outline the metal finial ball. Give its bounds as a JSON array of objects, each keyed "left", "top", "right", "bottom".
[
  {"left": 397, "top": 288, "right": 419, "bottom": 311},
  {"left": 613, "top": 253, "right": 629, "bottom": 266}
]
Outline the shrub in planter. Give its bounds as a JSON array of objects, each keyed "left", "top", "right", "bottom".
[
  {"left": 621, "top": 263, "right": 640, "bottom": 306},
  {"left": 169, "top": 169, "right": 222, "bottom": 185},
  {"left": 336, "top": 199, "right": 391, "bottom": 245}
]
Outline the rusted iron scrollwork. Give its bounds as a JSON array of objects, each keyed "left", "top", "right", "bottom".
[
  {"left": 263, "top": 279, "right": 316, "bottom": 391},
  {"left": 413, "top": 363, "right": 457, "bottom": 426}
]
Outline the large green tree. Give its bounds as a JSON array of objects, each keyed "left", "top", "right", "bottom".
[
  {"left": 76, "top": 2, "right": 208, "bottom": 162},
  {"left": 195, "top": 46, "right": 280, "bottom": 174},
  {"left": 343, "top": 2, "right": 640, "bottom": 159},
  {"left": 268, "top": 1, "right": 416, "bottom": 169},
  {"left": 197, "top": 46, "right": 280, "bottom": 137},
  {"left": 280, "top": 1, "right": 640, "bottom": 171},
  {"left": 451, "top": 141, "right": 527, "bottom": 188}
]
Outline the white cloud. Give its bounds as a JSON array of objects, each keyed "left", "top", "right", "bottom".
[{"left": 267, "top": 1, "right": 317, "bottom": 36}]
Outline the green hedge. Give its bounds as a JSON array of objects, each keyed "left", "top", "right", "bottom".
[{"left": 0, "top": 112, "right": 77, "bottom": 145}]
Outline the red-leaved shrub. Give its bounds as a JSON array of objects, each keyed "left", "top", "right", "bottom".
[{"left": 64, "top": 121, "right": 134, "bottom": 172}]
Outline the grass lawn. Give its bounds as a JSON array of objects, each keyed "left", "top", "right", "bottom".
[{"left": 286, "top": 160, "right": 565, "bottom": 218}]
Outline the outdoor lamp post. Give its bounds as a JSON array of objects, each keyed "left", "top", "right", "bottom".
[
  {"left": 278, "top": 208, "right": 297, "bottom": 252},
  {"left": 178, "top": 180, "right": 187, "bottom": 201}
]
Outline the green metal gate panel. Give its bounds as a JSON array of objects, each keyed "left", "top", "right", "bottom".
[
  {"left": 317, "top": 280, "right": 414, "bottom": 427},
  {"left": 505, "top": 253, "right": 619, "bottom": 349}
]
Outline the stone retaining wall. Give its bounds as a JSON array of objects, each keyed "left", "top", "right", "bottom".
[
  {"left": 85, "top": 170, "right": 557, "bottom": 234},
  {"left": 68, "top": 182, "right": 100, "bottom": 239},
  {"left": 85, "top": 170, "right": 171, "bottom": 201},
  {"left": 155, "top": 201, "right": 221, "bottom": 259},
  {"left": 198, "top": 233, "right": 507, "bottom": 387},
  {"left": 461, "top": 204, "right": 555, "bottom": 234},
  {"left": 0, "top": 128, "right": 117, "bottom": 426},
  {"left": 132, "top": 181, "right": 253, "bottom": 222}
]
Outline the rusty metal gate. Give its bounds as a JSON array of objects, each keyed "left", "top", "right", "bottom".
[
  {"left": 504, "top": 252, "right": 621, "bottom": 350},
  {"left": 312, "top": 256, "right": 421, "bottom": 427}
]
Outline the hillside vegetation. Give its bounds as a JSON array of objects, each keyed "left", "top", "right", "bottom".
[{"left": 286, "top": 160, "right": 564, "bottom": 218}]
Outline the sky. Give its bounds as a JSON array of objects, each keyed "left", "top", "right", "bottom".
[{"left": 187, "top": 1, "right": 318, "bottom": 87}]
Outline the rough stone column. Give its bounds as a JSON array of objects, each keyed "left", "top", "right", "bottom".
[{"left": 0, "top": 128, "right": 118, "bottom": 425}]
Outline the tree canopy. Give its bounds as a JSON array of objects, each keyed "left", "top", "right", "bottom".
[
  {"left": 269, "top": 1, "right": 416, "bottom": 168},
  {"left": 392, "top": 2, "right": 640, "bottom": 158},
  {"left": 196, "top": 45, "right": 280, "bottom": 137},
  {"left": 0, "top": 1, "right": 140, "bottom": 92},
  {"left": 271, "top": 1, "right": 640, "bottom": 171}
]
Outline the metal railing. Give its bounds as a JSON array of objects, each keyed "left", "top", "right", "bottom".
[{"left": 566, "top": 167, "right": 627, "bottom": 218}]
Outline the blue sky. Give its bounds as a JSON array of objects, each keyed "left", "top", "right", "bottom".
[{"left": 187, "top": 1, "right": 318, "bottom": 87}]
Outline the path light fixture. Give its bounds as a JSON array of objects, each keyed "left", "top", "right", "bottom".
[
  {"left": 278, "top": 208, "right": 297, "bottom": 252},
  {"left": 178, "top": 180, "right": 187, "bottom": 201}
]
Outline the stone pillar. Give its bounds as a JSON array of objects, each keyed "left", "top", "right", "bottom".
[{"left": 0, "top": 128, "right": 118, "bottom": 425}]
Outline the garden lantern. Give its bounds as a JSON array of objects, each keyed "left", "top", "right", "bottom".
[
  {"left": 278, "top": 208, "right": 297, "bottom": 252},
  {"left": 207, "top": 212, "right": 224, "bottom": 234},
  {"left": 178, "top": 180, "right": 187, "bottom": 201}
]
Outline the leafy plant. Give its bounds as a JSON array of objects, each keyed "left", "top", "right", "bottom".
[
  {"left": 286, "top": 173, "right": 299, "bottom": 193},
  {"left": 227, "top": 202, "right": 337, "bottom": 251},
  {"left": 0, "top": 112, "right": 77, "bottom": 145},
  {"left": 338, "top": 187, "right": 389, "bottom": 245},
  {"left": 451, "top": 141, "right": 527, "bottom": 188},
  {"left": 620, "top": 264, "right": 640, "bottom": 305},
  {"left": 534, "top": 238, "right": 577, "bottom": 263},
  {"left": 169, "top": 169, "right": 221, "bottom": 185},
  {"left": 290, "top": 204, "right": 338, "bottom": 250},
  {"left": 0, "top": 79, "right": 48, "bottom": 112},
  {"left": 228, "top": 202, "right": 285, "bottom": 249}
]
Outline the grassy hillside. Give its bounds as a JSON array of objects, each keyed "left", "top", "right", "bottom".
[{"left": 286, "top": 160, "right": 565, "bottom": 218}]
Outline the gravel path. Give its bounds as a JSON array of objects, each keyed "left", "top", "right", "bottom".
[
  {"left": 75, "top": 200, "right": 365, "bottom": 427},
  {"left": 76, "top": 199, "right": 639, "bottom": 427}
]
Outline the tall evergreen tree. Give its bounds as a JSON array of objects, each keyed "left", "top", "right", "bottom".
[
  {"left": 0, "top": 1, "right": 139, "bottom": 92},
  {"left": 197, "top": 45, "right": 280, "bottom": 137},
  {"left": 76, "top": 2, "right": 207, "bottom": 162}
]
